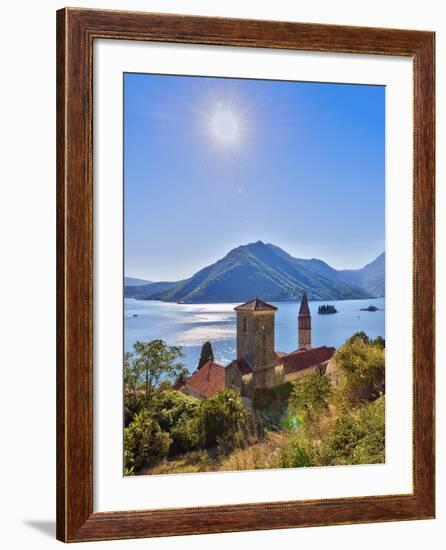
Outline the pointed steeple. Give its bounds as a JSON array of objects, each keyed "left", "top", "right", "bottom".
[
  {"left": 299, "top": 292, "right": 310, "bottom": 315},
  {"left": 298, "top": 293, "right": 311, "bottom": 350}
]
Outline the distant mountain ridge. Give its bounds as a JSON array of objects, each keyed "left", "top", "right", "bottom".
[
  {"left": 124, "top": 277, "right": 152, "bottom": 286},
  {"left": 337, "top": 252, "right": 385, "bottom": 298},
  {"left": 125, "top": 242, "right": 385, "bottom": 303}
]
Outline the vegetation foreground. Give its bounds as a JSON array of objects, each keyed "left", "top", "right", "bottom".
[{"left": 124, "top": 332, "right": 385, "bottom": 475}]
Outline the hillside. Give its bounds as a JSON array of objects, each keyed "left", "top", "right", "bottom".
[
  {"left": 338, "top": 252, "right": 385, "bottom": 297},
  {"left": 124, "top": 277, "right": 152, "bottom": 286},
  {"left": 124, "top": 280, "right": 178, "bottom": 299},
  {"left": 125, "top": 241, "right": 384, "bottom": 303}
]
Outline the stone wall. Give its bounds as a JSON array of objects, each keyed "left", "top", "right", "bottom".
[
  {"left": 283, "top": 361, "right": 329, "bottom": 383},
  {"left": 236, "top": 310, "right": 276, "bottom": 371},
  {"left": 225, "top": 361, "right": 243, "bottom": 391}
]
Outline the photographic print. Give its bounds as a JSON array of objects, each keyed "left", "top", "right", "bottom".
[
  {"left": 57, "top": 10, "right": 435, "bottom": 540},
  {"left": 123, "top": 73, "right": 385, "bottom": 477}
]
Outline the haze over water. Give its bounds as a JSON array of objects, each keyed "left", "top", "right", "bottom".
[{"left": 124, "top": 298, "right": 385, "bottom": 374}]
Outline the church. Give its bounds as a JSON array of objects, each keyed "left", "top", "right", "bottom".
[{"left": 177, "top": 294, "right": 336, "bottom": 400}]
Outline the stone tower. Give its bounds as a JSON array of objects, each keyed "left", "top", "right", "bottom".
[
  {"left": 298, "top": 293, "right": 311, "bottom": 350},
  {"left": 234, "top": 298, "right": 277, "bottom": 371}
]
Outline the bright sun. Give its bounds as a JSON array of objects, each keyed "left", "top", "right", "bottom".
[{"left": 211, "top": 109, "right": 240, "bottom": 145}]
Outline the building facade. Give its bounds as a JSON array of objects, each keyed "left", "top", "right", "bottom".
[{"left": 179, "top": 294, "right": 336, "bottom": 398}]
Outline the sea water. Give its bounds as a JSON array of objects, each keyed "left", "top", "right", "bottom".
[{"left": 124, "top": 298, "right": 385, "bottom": 374}]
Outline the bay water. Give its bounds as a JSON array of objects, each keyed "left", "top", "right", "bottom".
[{"left": 124, "top": 298, "right": 385, "bottom": 374}]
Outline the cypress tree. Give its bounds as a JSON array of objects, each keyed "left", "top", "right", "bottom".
[{"left": 198, "top": 341, "right": 214, "bottom": 369}]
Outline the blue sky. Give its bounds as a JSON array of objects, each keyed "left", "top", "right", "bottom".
[{"left": 124, "top": 73, "right": 385, "bottom": 281}]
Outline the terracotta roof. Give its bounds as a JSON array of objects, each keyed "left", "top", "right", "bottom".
[
  {"left": 233, "top": 358, "right": 254, "bottom": 375},
  {"left": 173, "top": 377, "right": 186, "bottom": 390},
  {"left": 234, "top": 298, "right": 278, "bottom": 312},
  {"left": 279, "top": 346, "right": 335, "bottom": 375},
  {"left": 183, "top": 360, "right": 226, "bottom": 398},
  {"left": 299, "top": 293, "right": 310, "bottom": 315}
]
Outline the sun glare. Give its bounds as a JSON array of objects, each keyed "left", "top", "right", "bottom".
[{"left": 211, "top": 109, "right": 240, "bottom": 145}]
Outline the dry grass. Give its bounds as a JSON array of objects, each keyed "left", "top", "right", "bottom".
[
  {"left": 217, "top": 431, "right": 284, "bottom": 471},
  {"left": 138, "top": 431, "right": 285, "bottom": 475},
  {"left": 139, "top": 449, "right": 218, "bottom": 475}
]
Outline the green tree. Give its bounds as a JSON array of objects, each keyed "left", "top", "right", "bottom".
[
  {"left": 198, "top": 341, "right": 214, "bottom": 369},
  {"left": 124, "top": 409, "right": 171, "bottom": 473},
  {"left": 311, "top": 396, "right": 385, "bottom": 466},
  {"left": 199, "top": 389, "right": 248, "bottom": 451},
  {"left": 124, "top": 351, "right": 136, "bottom": 391},
  {"left": 170, "top": 415, "right": 202, "bottom": 455},
  {"left": 347, "top": 331, "right": 370, "bottom": 344},
  {"left": 150, "top": 390, "right": 202, "bottom": 455},
  {"left": 288, "top": 373, "right": 332, "bottom": 423},
  {"left": 347, "top": 331, "right": 385, "bottom": 350},
  {"left": 152, "top": 389, "right": 200, "bottom": 431},
  {"left": 334, "top": 335, "right": 385, "bottom": 407},
  {"left": 129, "top": 339, "right": 187, "bottom": 403},
  {"left": 123, "top": 351, "right": 146, "bottom": 427},
  {"left": 372, "top": 335, "right": 385, "bottom": 349}
]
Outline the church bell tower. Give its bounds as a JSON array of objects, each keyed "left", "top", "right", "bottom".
[
  {"left": 298, "top": 293, "right": 311, "bottom": 350},
  {"left": 234, "top": 298, "right": 277, "bottom": 371}
]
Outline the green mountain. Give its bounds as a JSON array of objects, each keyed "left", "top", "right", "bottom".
[
  {"left": 124, "top": 242, "right": 384, "bottom": 303},
  {"left": 337, "top": 252, "right": 385, "bottom": 297},
  {"left": 124, "top": 277, "right": 152, "bottom": 286},
  {"left": 124, "top": 280, "right": 178, "bottom": 298}
]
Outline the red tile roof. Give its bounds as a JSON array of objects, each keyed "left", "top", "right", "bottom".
[
  {"left": 234, "top": 298, "right": 278, "bottom": 312},
  {"left": 183, "top": 360, "right": 226, "bottom": 398},
  {"left": 279, "top": 346, "right": 335, "bottom": 375}
]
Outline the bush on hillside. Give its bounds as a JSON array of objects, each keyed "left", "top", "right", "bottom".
[
  {"left": 280, "top": 433, "right": 311, "bottom": 468},
  {"left": 288, "top": 373, "right": 332, "bottom": 421},
  {"left": 124, "top": 392, "right": 147, "bottom": 427},
  {"left": 311, "top": 396, "right": 385, "bottom": 466},
  {"left": 152, "top": 389, "right": 200, "bottom": 431},
  {"left": 252, "top": 382, "right": 293, "bottom": 418},
  {"left": 334, "top": 334, "right": 385, "bottom": 407},
  {"left": 124, "top": 409, "right": 171, "bottom": 473},
  {"left": 170, "top": 415, "right": 202, "bottom": 455},
  {"left": 199, "top": 389, "right": 248, "bottom": 452}
]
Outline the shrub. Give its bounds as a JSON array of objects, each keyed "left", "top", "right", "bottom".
[
  {"left": 334, "top": 336, "right": 385, "bottom": 407},
  {"left": 311, "top": 396, "right": 385, "bottom": 466},
  {"left": 199, "top": 389, "right": 248, "bottom": 452},
  {"left": 151, "top": 390, "right": 201, "bottom": 455},
  {"left": 123, "top": 392, "right": 146, "bottom": 427},
  {"left": 289, "top": 373, "right": 331, "bottom": 417},
  {"left": 152, "top": 389, "right": 200, "bottom": 431},
  {"left": 170, "top": 415, "right": 202, "bottom": 455},
  {"left": 124, "top": 409, "right": 171, "bottom": 473},
  {"left": 280, "top": 433, "right": 310, "bottom": 468},
  {"left": 252, "top": 382, "right": 293, "bottom": 418}
]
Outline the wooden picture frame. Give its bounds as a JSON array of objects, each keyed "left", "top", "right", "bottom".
[{"left": 56, "top": 7, "right": 435, "bottom": 542}]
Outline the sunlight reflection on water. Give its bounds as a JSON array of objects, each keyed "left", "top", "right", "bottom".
[{"left": 124, "top": 298, "right": 385, "bottom": 374}]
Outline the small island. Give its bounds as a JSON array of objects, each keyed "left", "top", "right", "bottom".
[
  {"left": 360, "top": 305, "right": 379, "bottom": 312},
  {"left": 318, "top": 304, "right": 338, "bottom": 315}
]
